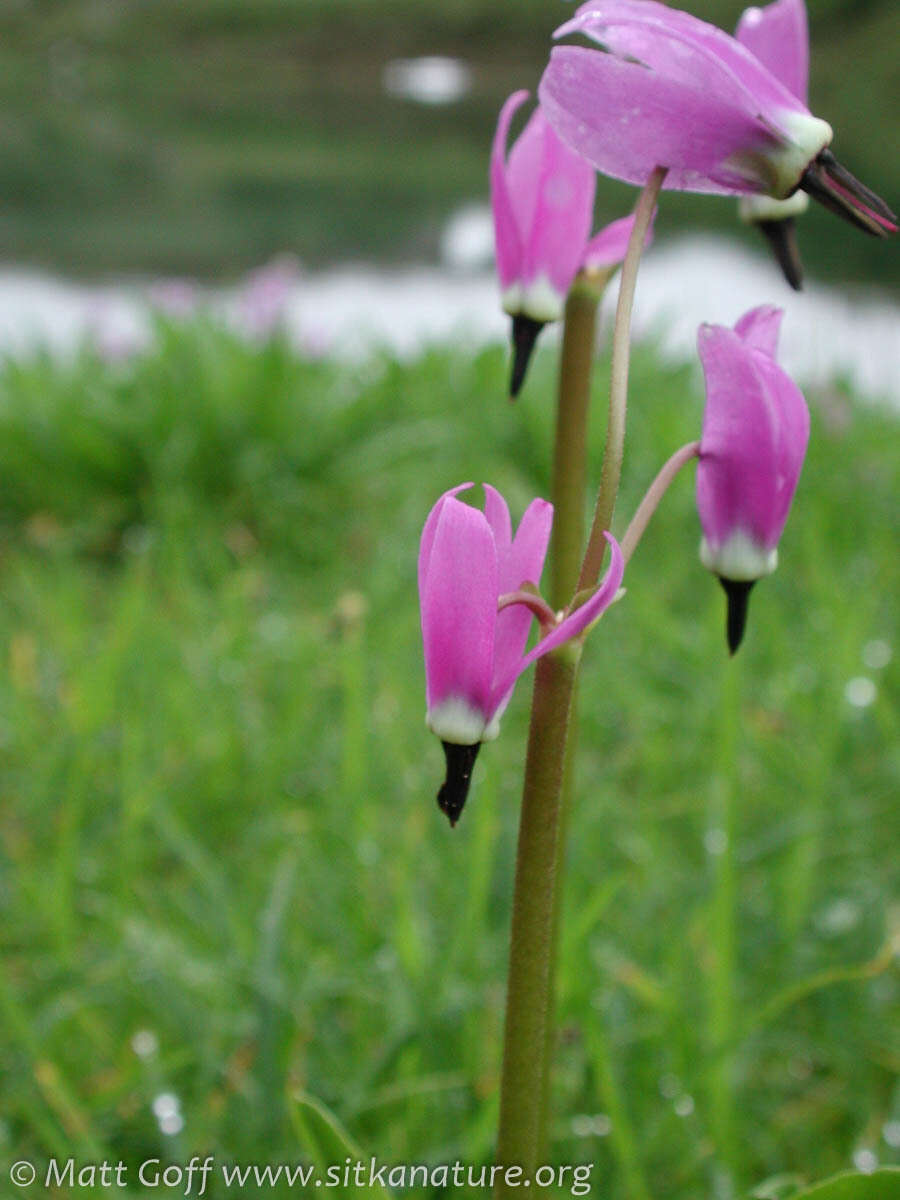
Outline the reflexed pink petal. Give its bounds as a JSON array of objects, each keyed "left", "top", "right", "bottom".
[
  {"left": 421, "top": 498, "right": 497, "bottom": 714},
  {"left": 491, "top": 91, "right": 530, "bottom": 290},
  {"left": 736, "top": 0, "right": 808, "bottom": 103},
  {"left": 582, "top": 209, "right": 655, "bottom": 272},
  {"left": 503, "top": 498, "right": 554, "bottom": 596},
  {"left": 540, "top": 45, "right": 779, "bottom": 195},
  {"left": 518, "top": 112, "right": 596, "bottom": 295},
  {"left": 567, "top": 0, "right": 805, "bottom": 116},
  {"left": 734, "top": 304, "right": 783, "bottom": 358},
  {"left": 491, "top": 498, "right": 554, "bottom": 706},
  {"left": 489, "top": 534, "right": 624, "bottom": 712},
  {"left": 696, "top": 324, "right": 807, "bottom": 552},
  {"left": 418, "top": 483, "right": 473, "bottom": 601},
  {"left": 482, "top": 483, "right": 512, "bottom": 556}
]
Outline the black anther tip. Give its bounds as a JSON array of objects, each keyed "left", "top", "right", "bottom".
[
  {"left": 437, "top": 741, "right": 481, "bottom": 826},
  {"left": 718, "top": 576, "right": 757, "bottom": 655},
  {"left": 757, "top": 217, "right": 804, "bottom": 291},
  {"left": 509, "top": 315, "right": 546, "bottom": 399}
]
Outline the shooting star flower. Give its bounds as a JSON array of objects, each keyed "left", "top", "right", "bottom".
[
  {"left": 491, "top": 91, "right": 651, "bottom": 397},
  {"left": 695, "top": 306, "right": 809, "bottom": 653},
  {"left": 419, "top": 484, "right": 623, "bottom": 822},
  {"left": 538, "top": 0, "right": 896, "bottom": 244}
]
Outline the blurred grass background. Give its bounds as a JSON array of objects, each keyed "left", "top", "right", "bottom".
[
  {"left": 0, "top": 319, "right": 897, "bottom": 1195},
  {"left": 0, "top": 0, "right": 898, "bottom": 1195},
  {"left": 0, "top": 0, "right": 897, "bottom": 285}
]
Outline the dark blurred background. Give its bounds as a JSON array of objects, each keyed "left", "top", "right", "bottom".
[{"left": 0, "top": 0, "right": 897, "bottom": 286}]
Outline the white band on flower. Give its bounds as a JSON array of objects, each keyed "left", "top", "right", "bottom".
[{"left": 700, "top": 531, "right": 778, "bottom": 581}]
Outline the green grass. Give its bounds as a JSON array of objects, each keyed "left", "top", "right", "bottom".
[{"left": 0, "top": 319, "right": 897, "bottom": 1198}]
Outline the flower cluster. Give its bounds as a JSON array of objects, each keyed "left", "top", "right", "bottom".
[{"left": 417, "top": 0, "right": 892, "bottom": 820}]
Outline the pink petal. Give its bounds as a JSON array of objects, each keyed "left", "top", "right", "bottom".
[
  {"left": 734, "top": 304, "right": 783, "bottom": 358},
  {"left": 582, "top": 209, "right": 656, "bottom": 272},
  {"left": 735, "top": 0, "right": 808, "bottom": 104},
  {"left": 540, "top": 45, "right": 781, "bottom": 196},
  {"left": 567, "top": 0, "right": 805, "bottom": 117},
  {"left": 482, "top": 483, "right": 512, "bottom": 557},
  {"left": 491, "top": 91, "right": 530, "bottom": 291},
  {"left": 489, "top": 533, "right": 624, "bottom": 714},
  {"left": 515, "top": 110, "right": 596, "bottom": 296},
  {"left": 418, "top": 483, "right": 473, "bottom": 602},
  {"left": 747, "top": 348, "right": 810, "bottom": 536},
  {"left": 491, "top": 497, "right": 554, "bottom": 708},
  {"left": 505, "top": 104, "right": 549, "bottom": 244},
  {"left": 502, "top": 497, "right": 554, "bottom": 597},
  {"left": 696, "top": 325, "right": 808, "bottom": 552},
  {"left": 421, "top": 497, "right": 498, "bottom": 715}
]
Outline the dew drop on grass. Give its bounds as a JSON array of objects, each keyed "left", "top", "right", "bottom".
[
  {"left": 704, "top": 827, "right": 728, "bottom": 856},
  {"left": 152, "top": 1092, "right": 180, "bottom": 1121},
  {"left": 152, "top": 1092, "right": 185, "bottom": 1136},
  {"left": 852, "top": 1148, "right": 878, "bottom": 1173},
  {"left": 844, "top": 676, "right": 877, "bottom": 708},
  {"left": 863, "top": 639, "right": 892, "bottom": 669},
  {"left": 817, "top": 897, "right": 861, "bottom": 936},
  {"left": 159, "top": 1112, "right": 185, "bottom": 1136},
  {"left": 658, "top": 1073, "right": 680, "bottom": 1099},
  {"left": 571, "top": 1113, "right": 611, "bottom": 1137},
  {"left": 131, "top": 1029, "right": 159, "bottom": 1059}
]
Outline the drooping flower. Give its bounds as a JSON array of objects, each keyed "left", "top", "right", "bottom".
[
  {"left": 538, "top": 0, "right": 896, "bottom": 241},
  {"left": 734, "top": 0, "right": 810, "bottom": 288},
  {"left": 419, "top": 484, "right": 624, "bottom": 822},
  {"left": 491, "top": 90, "right": 652, "bottom": 397},
  {"left": 695, "top": 306, "right": 809, "bottom": 652}
]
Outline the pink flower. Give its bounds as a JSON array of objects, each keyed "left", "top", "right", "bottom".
[
  {"left": 419, "top": 484, "right": 624, "bottom": 822},
  {"left": 539, "top": 0, "right": 896, "bottom": 237},
  {"left": 695, "top": 306, "right": 809, "bottom": 651},
  {"left": 238, "top": 256, "right": 300, "bottom": 341},
  {"left": 491, "top": 90, "right": 652, "bottom": 396},
  {"left": 734, "top": 0, "right": 811, "bottom": 288}
]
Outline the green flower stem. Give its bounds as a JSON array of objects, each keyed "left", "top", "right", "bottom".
[
  {"left": 495, "top": 275, "right": 603, "bottom": 1193},
  {"left": 541, "top": 279, "right": 603, "bottom": 1137},
  {"left": 549, "top": 282, "right": 601, "bottom": 611},
  {"left": 494, "top": 642, "right": 581, "bottom": 1196},
  {"left": 579, "top": 166, "right": 667, "bottom": 591},
  {"left": 494, "top": 171, "right": 667, "bottom": 1197}
]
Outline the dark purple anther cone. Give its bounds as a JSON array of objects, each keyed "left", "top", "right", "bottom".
[{"left": 800, "top": 148, "right": 898, "bottom": 238}]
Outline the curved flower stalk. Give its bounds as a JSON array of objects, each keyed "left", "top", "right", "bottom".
[
  {"left": 538, "top": 0, "right": 897, "bottom": 239},
  {"left": 735, "top": 0, "right": 810, "bottom": 288},
  {"left": 419, "top": 484, "right": 624, "bottom": 823},
  {"left": 695, "top": 305, "right": 809, "bottom": 653},
  {"left": 491, "top": 91, "right": 653, "bottom": 398}
]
